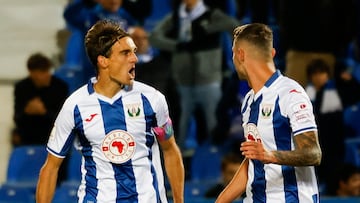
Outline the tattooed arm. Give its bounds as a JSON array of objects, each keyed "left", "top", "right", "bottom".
[{"left": 240, "top": 131, "right": 322, "bottom": 166}]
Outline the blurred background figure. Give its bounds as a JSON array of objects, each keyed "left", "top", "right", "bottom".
[
  {"left": 12, "top": 52, "right": 68, "bottom": 147},
  {"left": 149, "top": 0, "right": 240, "bottom": 155},
  {"left": 305, "top": 59, "right": 345, "bottom": 187},
  {"left": 326, "top": 163, "right": 360, "bottom": 197},
  {"left": 129, "top": 25, "right": 181, "bottom": 137},
  {"left": 306, "top": 58, "right": 360, "bottom": 191},
  {"left": 278, "top": 0, "right": 357, "bottom": 87},
  {"left": 122, "top": 0, "right": 152, "bottom": 25},
  {"left": 204, "top": 153, "right": 244, "bottom": 199},
  {"left": 61, "top": 0, "right": 139, "bottom": 91}
]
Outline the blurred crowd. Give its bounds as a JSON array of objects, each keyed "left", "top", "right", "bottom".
[{"left": 7, "top": 0, "right": 360, "bottom": 200}]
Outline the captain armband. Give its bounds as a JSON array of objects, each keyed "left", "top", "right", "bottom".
[{"left": 151, "top": 118, "right": 174, "bottom": 141}]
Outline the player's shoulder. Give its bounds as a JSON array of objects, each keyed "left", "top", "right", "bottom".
[
  {"left": 133, "top": 80, "right": 155, "bottom": 90},
  {"left": 14, "top": 77, "right": 31, "bottom": 88},
  {"left": 132, "top": 81, "right": 167, "bottom": 105},
  {"left": 274, "top": 76, "right": 306, "bottom": 96},
  {"left": 133, "top": 81, "right": 164, "bottom": 96}
]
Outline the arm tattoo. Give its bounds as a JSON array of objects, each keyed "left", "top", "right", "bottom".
[{"left": 272, "top": 131, "right": 322, "bottom": 166}]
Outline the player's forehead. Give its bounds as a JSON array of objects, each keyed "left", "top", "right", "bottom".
[{"left": 112, "top": 37, "right": 137, "bottom": 51}]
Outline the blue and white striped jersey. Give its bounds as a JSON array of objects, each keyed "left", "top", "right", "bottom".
[
  {"left": 241, "top": 70, "right": 319, "bottom": 203},
  {"left": 47, "top": 78, "right": 170, "bottom": 203}
]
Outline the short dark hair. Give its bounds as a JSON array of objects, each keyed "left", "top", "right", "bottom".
[
  {"left": 26, "top": 53, "right": 52, "bottom": 71},
  {"left": 327, "top": 163, "right": 360, "bottom": 195},
  {"left": 84, "top": 19, "right": 130, "bottom": 74},
  {"left": 233, "top": 23, "right": 273, "bottom": 57},
  {"left": 306, "top": 59, "right": 331, "bottom": 79}
]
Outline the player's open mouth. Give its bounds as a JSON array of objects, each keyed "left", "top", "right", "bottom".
[{"left": 129, "top": 68, "right": 135, "bottom": 79}]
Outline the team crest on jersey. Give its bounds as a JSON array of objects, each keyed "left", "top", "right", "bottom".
[
  {"left": 126, "top": 103, "right": 141, "bottom": 117},
  {"left": 101, "top": 130, "right": 136, "bottom": 164},
  {"left": 244, "top": 123, "right": 261, "bottom": 142},
  {"left": 261, "top": 104, "right": 273, "bottom": 118}
]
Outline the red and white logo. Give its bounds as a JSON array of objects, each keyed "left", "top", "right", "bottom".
[
  {"left": 289, "top": 89, "right": 301, "bottom": 94},
  {"left": 102, "top": 130, "right": 136, "bottom": 164},
  {"left": 244, "top": 123, "right": 261, "bottom": 142},
  {"left": 85, "top": 113, "right": 98, "bottom": 122}
]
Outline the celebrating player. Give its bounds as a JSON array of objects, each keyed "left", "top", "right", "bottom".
[
  {"left": 36, "top": 19, "right": 184, "bottom": 203},
  {"left": 216, "top": 23, "right": 322, "bottom": 203}
]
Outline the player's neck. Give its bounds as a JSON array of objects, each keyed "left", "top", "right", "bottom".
[
  {"left": 249, "top": 65, "right": 275, "bottom": 94},
  {"left": 94, "top": 79, "right": 123, "bottom": 98}
]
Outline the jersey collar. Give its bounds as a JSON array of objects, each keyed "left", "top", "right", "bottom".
[{"left": 264, "top": 70, "right": 282, "bottom": 88}]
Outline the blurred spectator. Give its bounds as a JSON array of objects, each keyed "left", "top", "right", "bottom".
[
  {"left": 204, "top": 152, "right": 244, "bottom": 199},
  {"left": 326, "top": 163, "right": 360, "bottom": 197},
  {"left": 129, "top": 26, "right": 181, "bottom": 136},
  {"left": 123, "top": 0, "right": 152, "bottom": 25},
  {"left": 354, "top": 0, "right": 360, "bottom": 64},
  {"left": 235, "top": 0, "right": 280, "bottom": 25},
  {"left": 334, "top": 61, "right": 360, "bottom": 109},
  {"left": 149, "top": 0, "right": 240, "bottom": 153},
  {"left": 13, "top": 52, "right": 68, "bottom": 146},
  {"left": 212, "top": 71, "right": 248, "bottom": 147},
  {"left": 62, "top": 0, "right": 138, "bottom": 90},
  {"left": 278, "top": 0, "right": 357, "bottom": 87},
  {"left": 305, "top": 59, "right": 345, "bottom": 186}
]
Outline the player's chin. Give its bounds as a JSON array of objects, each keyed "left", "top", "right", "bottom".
[{"left": 129, "top": 79, "right": 134, "bottom": 85}]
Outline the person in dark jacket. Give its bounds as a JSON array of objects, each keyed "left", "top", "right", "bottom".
[
  {"left": 149, "top": 0, "right": 240, "bottom": 153},
  {"left": 13, "top": 52, "right": 68, "bottom": 146}
]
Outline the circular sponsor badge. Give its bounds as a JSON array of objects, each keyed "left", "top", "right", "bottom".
[
  {"left": 244, "top": 123, "right": 261, "bottom": 142},
  {"left": 101, "top": 130, "right": 136, "bottom": 164}
]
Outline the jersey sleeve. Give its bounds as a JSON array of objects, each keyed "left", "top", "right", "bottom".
[
  {"left": 153, "top": 90, "right": 170, "bottom": 126},
  {"left": 47, "top": 98, "right": 76, "bottom": 158},
  {"left": 285, "top": 90, "right": 317, "bottom": 136}
]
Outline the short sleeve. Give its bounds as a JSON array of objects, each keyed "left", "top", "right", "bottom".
[
  {"left": 47, "top": 98, "right": 76, "bottom": 158},
  {"left": 153, "top": 91, "right": 170, "bottom": 127},
  {"left": 285, "top": 91, "right": 317, "bottom": 136}
]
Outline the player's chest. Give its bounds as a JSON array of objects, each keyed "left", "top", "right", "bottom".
[{"left": 76, "top": 100, "right": 155, "bottom": 143}]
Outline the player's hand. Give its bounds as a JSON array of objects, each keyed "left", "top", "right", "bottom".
[
  {"left": 240, "top": 141, "right": 275, "bottom": 164},
  {"left": 25, "top": 97, "right": 47, "bottom": 115}
]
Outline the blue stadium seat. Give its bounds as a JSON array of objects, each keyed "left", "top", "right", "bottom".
[
  {"left": 66, "top": 147, "right": 82, "bottom": 183},
  {"left": 0, "top": 184, "right": 34, "bottom": 203},
  {"left": 54, "top": 29, "right": 85, "bottom": 93},
  {"left": 190, "top": 142, "right": 222, "bottom": 182},
  {"left": 184, "top": 180, "right": 215, "bottom": 201},
  {"left": 169, "top": 197, "right": 360, "bottom": 203},
  {"left": 320, "top": 197, "right": 360, "bottom": 203},
  {"left": 353, "top": 63, "right": 360, "bottom": 84},
  {"left": 5, "top": 145, "right": 47, "bottom": 190},
  {"left": 344, "top": 138, "right": 360, "bottom": 167},
  {"left": 343, "top": 102, "right": 360, "bottom": 138},
  {"left": 143, "top": 0, "right": 172, "bottom": 31},
  {"left": 53, "top": 183, "right": 78, "bottom": 203}
]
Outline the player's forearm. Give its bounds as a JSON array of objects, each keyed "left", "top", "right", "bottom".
[
  {"left": 270, "top": 131, "right": 322, "bottom": 166},
  {"left": 36, "top": 165, "right": 58, "bottom": 203},
  {"left": 216, "top": 158, "right": 248, "bottom": 203},
  {"left": 163, "top": 144, "right": 184, "bottom": 203}
]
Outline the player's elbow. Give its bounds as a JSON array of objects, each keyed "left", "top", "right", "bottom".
[{"left": 310, "top": 147, "right": 322, "bottom": 166}]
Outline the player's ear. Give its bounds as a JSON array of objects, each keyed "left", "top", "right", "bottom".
[
  {"left": 271, "top": 48, "right": 276, "bottom": 58},
  {"left": 238, "top": 48, "right": 245, "bottom": 62},
  {"left": 97, "top": 55, "right": 109, "bottom": 68}
]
